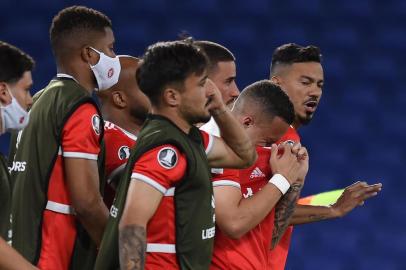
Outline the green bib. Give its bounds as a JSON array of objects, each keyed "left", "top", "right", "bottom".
[
  {"left": 95, "top": 115, "right": 215, "bottom": 270},
  {"left": 11, "top": 78, "right": 103, "bottom": 268}
]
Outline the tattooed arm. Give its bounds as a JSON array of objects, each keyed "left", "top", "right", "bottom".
[
  {"left": 271, "top": 143, "right": 309, "bottom": 248},
  {"left": 119, "top": 179, "right": 163, "bottom": 270},
  {"left": 119, "top": 225, "right": 146, "bottom": 270},
  {"left": 271, "top": 183, "right": 303, "bottom": 248}
]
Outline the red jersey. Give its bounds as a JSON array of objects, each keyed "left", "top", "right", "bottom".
[
  {"left": 103, "top": 121, "right": 137, "bottom": 207},
  {"left": 131, "top": 130, "right": 213, "bottom": 270},
  {"left": 37, "top": 103, "right": 101, "bottom": 270},
  {"left": 210, "top": 146, "right": 276, "bottom": 270},
  {"left": 268, "top": 126, "right": 301, "bottom": 270}
]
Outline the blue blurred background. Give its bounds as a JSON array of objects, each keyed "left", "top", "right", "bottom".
[{"left": 1, "top": 0, "right": 403, "bottom": 269}]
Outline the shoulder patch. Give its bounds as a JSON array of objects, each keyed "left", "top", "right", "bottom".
[
  {"left": 118, "top": 145, "right": 131, "bottom": 160},
  {"left": 157, "top": 147, "right": 178, "bottom": 169},
  {"left": 92, "top": 114, "right": 101, "bottom": 135}
]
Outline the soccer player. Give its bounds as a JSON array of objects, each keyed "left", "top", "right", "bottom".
[
  {"left": 97, "top": 55, "right": 150, "bottom": 207},
  {"left": 268, "top": 43, "right": 382, "bottom": 269},
  {"left": 196, "top": 40, "right": 239, "bottom": 136},
  {"left": 11, "top": 6, "right": 120, "bottom": 269},
  {"left": 0, "top": 41, "right": 34, "bottom": 241},
  {"left": 95, "top": 40, "right": 257, "bottom": 270},
  {"left": 210, "top": 80, "right": 309, "bottom": 269}
]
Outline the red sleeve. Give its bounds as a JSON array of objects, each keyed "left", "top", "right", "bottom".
[
  {"left": 277, "top": 126, "right": 301, "bottom": 145},
  {"left": 200, "top": 130, "right": 214, "bottom": 154},
  {"left": 61, "top": 103, "right": 101, "bottom": 160},
  {"left": 211, "top": 168, "right": 240, "bottom": 189},
  {"left": 103, "top": 121, "right": 137, "bottom": 180},
  {"left": 131, "top": 144, "right": 187, "bottom": 194}
]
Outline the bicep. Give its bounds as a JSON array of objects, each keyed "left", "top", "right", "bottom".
[
  {"left": 64, "top": 158, "right": 100, "bottom": 208},
  {"left": 213, "top": 185, "right": 242, "bottom": 228},
  {"left": 207, "top": 136, "right": 241, "bottom": 168},
  {"left": 120, "top": 179, "right": 163, "bottom": 228}
]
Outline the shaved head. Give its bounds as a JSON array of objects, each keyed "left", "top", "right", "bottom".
[{"left": 98, "top": 56, "right": 150, "bottom": 124}]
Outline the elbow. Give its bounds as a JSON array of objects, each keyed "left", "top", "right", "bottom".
[
  {"left": 73, "top": 196, "right": 103, "bottom": 218},
  {"left": 219, "top": 222, "right": 247, "bottom": 239}
]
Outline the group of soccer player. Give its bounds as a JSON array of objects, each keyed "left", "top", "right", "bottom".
[{"left": 0, "top": 5, "right": 382, "bottom": 270}]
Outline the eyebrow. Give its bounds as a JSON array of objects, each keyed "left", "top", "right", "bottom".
[
  {"left": 200, "top": 75, "right": 208, "bottom": 83},
  {"left": 300, "top": 75, "right": 324, "bottom": 83}
]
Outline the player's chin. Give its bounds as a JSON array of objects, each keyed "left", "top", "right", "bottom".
[{"left": 300, "top": 114, "right": 313, "bottom": 126}]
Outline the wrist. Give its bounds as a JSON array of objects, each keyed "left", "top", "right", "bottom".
[
  {"left": 329, "top": 204, "right": 342, "bottom": 218},
  {"left": 268, "top": 174, "right": 291, "bottom": 195}
]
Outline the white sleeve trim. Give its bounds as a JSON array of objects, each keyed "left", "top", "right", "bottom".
[
  {"left": 212, "top": 180, "right": 241, "bottom": 189},
  {"left": 205, "top": 133, "right": 214, "bottom": 155},
  {"left": 63, "top": 152, "right": 98, "bottom": 160},
  {"left": 131, "top": 172, "right": 167, "bottom": 194}
]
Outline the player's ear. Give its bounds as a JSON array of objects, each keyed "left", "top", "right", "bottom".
[
  {"left": 270, "top": 76, "right": 281, "bottom": 86},
  {"left": 241, "top": 116, "right": 253, "bottom": 128},
  {"left": 0, "top": 82, "right": 12, "bottom": 105},
  {"left": 81, "top": 46, "right": 99, "bottom": 66},
  {"left": 163, "top": 87, "right": 181, "bottom": 107},
  {"left": 112, "top": 91, "right": 126, "bottom": 108}
]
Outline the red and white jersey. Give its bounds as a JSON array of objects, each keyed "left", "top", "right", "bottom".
[
  {"left": 38, "top": 103, "right": 101, "bottom": 270},
  {"left": 210, "top": 146, "right": 276, "bottom": 270},
  {"left": 103, "top": 121, "right": 137, "bottom": 207},
  {"left": 268, "top": 126, "right": 301, "bottom": 270},
  {"left": 131, "top": 130, "right": 214, "bottom": 270}
]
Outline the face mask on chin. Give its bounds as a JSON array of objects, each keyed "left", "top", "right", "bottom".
[
  {"left": 89, "top": 47, "right": 121, "bottom": 91},
  {"left": 0, "top": 90, "right": 29, "bottom": 134}
]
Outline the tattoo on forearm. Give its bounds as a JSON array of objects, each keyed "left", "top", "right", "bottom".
[
  {"left": 272, "top": 183, "right": 302, "bottom": 249},
  {"left": 119, "top": 224, "right": 147, "bottom": 270},
  {"left": 308, "top": 214, "right": 329, "bottom": 222}
]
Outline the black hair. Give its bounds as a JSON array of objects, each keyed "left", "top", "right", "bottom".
[
  {"left": 50, "top": 5, "right": 112, "bottom": 58},
  {"left": 136, "top": 40, "right": 208, "bottom": 105},
  {"left": 0, "top": 41, "right": 35, "bottom": 83},
  {"left": 235, "top": 80, "right": 294, "bottom": 124},
  {"left": 270, "top": 43, "right": 321, "bottom": 76},
  {"left": 194, "top": 40, "right": 235, "bottom": 72}
]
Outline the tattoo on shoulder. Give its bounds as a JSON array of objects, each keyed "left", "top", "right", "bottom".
[
  {"left": 272, "top": 183, "right": 302, "bottom": 249},
  {"left": 119, "top": 224, "right": 147, "bottom": 270}
]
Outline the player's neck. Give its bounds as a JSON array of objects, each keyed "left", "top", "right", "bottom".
[
  {"left": 153, "top": 106, "right": 192, "bottom": 134},
  {"left": 292, "top": 120, "right": 301, "bottom": 130},
  {"left": 57, "top": 65, "right": 95, "bottom": 94},
  {"left": 103, "top": 110, "right": 143, "bottom": 136}
]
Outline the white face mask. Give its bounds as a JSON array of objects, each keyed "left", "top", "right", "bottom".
[
  {"left": 89, "top": 47, "right": 121, "bottom": 91},
  {"left": 0, "top": 93, "right": 29, "bottom": 134}
]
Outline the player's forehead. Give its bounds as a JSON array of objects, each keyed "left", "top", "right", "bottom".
[{"left": 287, "top": 62, "right": 324, "bottom": 80}]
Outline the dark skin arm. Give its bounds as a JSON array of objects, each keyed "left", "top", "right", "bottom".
[
  {"left": 290, "top": 181, "right": 382, "bottom": 225},
  {"left": 64, "top": 158, "right": 109, "bottom": 246}
]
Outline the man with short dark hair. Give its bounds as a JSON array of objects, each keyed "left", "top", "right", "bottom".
[
  {"left": 210, "top": 80, "right": 309, "bottom": 269},
  {"left": 0, "top": 41, "right": 34, "bottom": 242},
  {"left": 196, "top": 41, "right": 239, "bottom": 136},
  {"left": 95, "top": 40, "right": 257, "bottom": 270},
  {"left": 11, "top": 6, "right": 120, "bottom": 269},
  {"left": 268, "top": 43, "right": 382, "bottom": 270}
]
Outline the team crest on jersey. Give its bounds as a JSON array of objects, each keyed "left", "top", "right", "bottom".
[
  {"left": 157, "top": 147, "right": 178, "bottom": 169},
  {"left": 118, "top": 146, "right": 131, "bottom": 160},
  {"left": 92, "top": 114, "right": 101, "bottom": 135}
]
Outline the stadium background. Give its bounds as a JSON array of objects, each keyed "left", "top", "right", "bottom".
[{"left": 0, "top": 0, "right": 403, "bottom": 269}]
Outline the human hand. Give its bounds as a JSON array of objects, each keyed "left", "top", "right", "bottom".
[
  {"left": 269, "top": 143, "right": 301, "bottom": 185},
  {"left": 331, "top": 181, "right": 382, "bottom": 218},
  {"left": 205, "top": 79, "right": 227, "bottom": 116}
]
